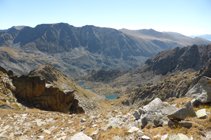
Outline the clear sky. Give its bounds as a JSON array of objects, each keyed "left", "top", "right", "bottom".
[{"left": 1, "top": 0, "right": 211, "bottom": 36}]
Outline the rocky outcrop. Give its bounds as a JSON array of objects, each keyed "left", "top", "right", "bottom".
[
  {"left": 167, "top": 101, "right": 196, "bottom": 120},
  {"left": 133, "top": 98, "right": 178, "bottom": 128},
  {"left": 186, "top": 76, "right": 211, "bottom": 106},
  {"left": 12, "top": 75, "right": 84, "bottom": 114}
]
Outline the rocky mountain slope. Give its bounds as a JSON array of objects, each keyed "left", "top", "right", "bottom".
[
  {"left": 1, "top": 53, "right": 211, "bottom": 139},
  {"left": 27, "top": 64, "right": 102, "bottom": 113},
  {"left": 75, "top": 69, "right": 127, "bottom": 83},
  {"left": 0, "top": 23, "right": 210, "bottom": 78},
  {"left": 113, "top": 44, "right": 211, "bottom": 87}
]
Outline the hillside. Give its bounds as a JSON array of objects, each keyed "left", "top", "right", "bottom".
[
  {"left": 113, "top": 44, "right": 211, "bottom": 87},
  {"left": 28, "top": 64, "right": 100, "bottom": 113},
  {"left": 75, "top": 69, "right": 127, "bottom": 83},
  {"left": 190, "top": 34, "right": 211, "bottom": 41},
  {"left": 120, "top": 29, "right": 210, "bottom": 49},
  {"left": 0, "top": 23, "right": 210, "bottom": 78},
  {"left": 1, "top": 46, "right": 211, "bottom": 139}
]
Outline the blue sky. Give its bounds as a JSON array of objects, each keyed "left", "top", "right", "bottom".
[{"left": 1, "top": 0, "right": 211, "bottom": 35}]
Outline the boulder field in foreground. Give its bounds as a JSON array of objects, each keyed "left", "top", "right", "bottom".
[{"left": 12, "top": 75, "right": 84, "bottom": 114}]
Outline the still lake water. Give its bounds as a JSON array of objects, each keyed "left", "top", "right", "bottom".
[
  {"left": 78, "top": 83, "right": 85, "bottom": 86},
  {"left": 78, "top": 83, "right": 94, "bottom": 90},
  {"left": 105, "top": 94, "right": 122, "bottom": 100}
]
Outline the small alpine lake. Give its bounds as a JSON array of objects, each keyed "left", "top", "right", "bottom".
[
  {"left": 78, "top": 83, "right": 94, "bottom": 90},
  {"left": 105, "top": 94, "right": 122, "bottom": 100},
  {"left": 78, "top": 83, "right": 85, "bottom": 86}
]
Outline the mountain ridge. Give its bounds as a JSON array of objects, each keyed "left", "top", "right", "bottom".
[
  {"left": 0, "top": 23, "right": 210, "bottom": 77},
  {"left": 113, "top": 44, "right": 211, "bottom": 87}
]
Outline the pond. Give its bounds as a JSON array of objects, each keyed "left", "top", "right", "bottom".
[
  {"left": 78, "top": 83, "right": 85, "bottom": 86},
  {"left": 105, "top": 94, "right": 122, "bottom": 100},
  {"left": 78, "top": 83, "right": 94, "bottom": 90}
]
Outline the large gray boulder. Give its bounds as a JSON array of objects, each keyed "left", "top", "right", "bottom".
[
  {"left": 168, "top": 101, "right": 196, "bottom": 120},
  {"left": 140, "top": 111, "right": 164, "bottom": 128},
  {"left": 186, "top": 76, "right": 211, "bottom": 104},
  {"left": 133, "top": 98, "right": 178, "bottom": 128}
]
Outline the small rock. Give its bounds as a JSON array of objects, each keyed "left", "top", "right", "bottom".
[
  {"left": 196, "top": 109, "right": 207, "bottom": 119},
  {"left": 37, "top": 136, "right": 44, "bottom": 139},
  {"left": 137, "top": 130, "right": 144, "bottom": 136},
  {"left": 112, "top": 136, "right": 123, "bottom": 140},
  {"left": 132, "top": 119, "right": 142, "bottom": 127},
  {"left": 0, "top": 104, "right": 13, "bottom": 110},
  {"left": 161, "top": 134, "right": 168, "bottom": 140},
  {"left": 133, "top": 110, "right": 140, "bottom": 120},
  {"left": 70, "top": 132, "right": 93, "bottom": 140},
  {"left": 42, "top": 129, "right": 51, "bottom": 134},
  {"left": 24, "top": 107, "right": 28, "bottom": 111},
  {"left": 80, "top": 126, "right": 86, "bottom": 131},
  {"left": 169, "top": 133, "right": 191, "bottom": 140},
  {"left": 178, "top": 121, "right": 193, "bottom": 128},
  {"left": 92, "top": 124, "right": 98, "bottom": 128},
  {"left": 141, "top": 135, "right": 151, "bottom": 140},
  {"left": 81, "top": 118, "right": 86, "bottom": 123},
  {"left": 127, "top": 127, "right": 139, "bottom": 133},
  {"left": 91, "top": 129, "right": 99, "bottom": 137},
  {"left": 0, "top": 136, "right": 8, "bottom": 140},
  {"left": 153, "top": 135, "right": 161, "bottom": 138}
]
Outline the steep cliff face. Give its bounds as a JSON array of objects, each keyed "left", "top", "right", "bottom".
[{"left": 12, "top": 75, "right": 84, "bottom": 113}]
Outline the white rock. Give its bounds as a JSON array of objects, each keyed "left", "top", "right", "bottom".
[
  {"left": 37, "top": 136, "right": 44, "bottom": 139},
  {"left": 70, "top": 132, "right": 93, "bottom": 140},
  {"left": 161, "top": 134, "right": 168, "bottom": 140},
  {"left": 81, "top": 118, "right": 86, "bottom": 123},
  {"left": 92, "top": 124, "right": 98, "bottom": 128},
  {"left": 91, "top": 129, "right": 99, "bottom": 137},
  {"left": 127, "top": 127, "right": 139, "bottom": 133},
  {"left": 112, "top": 136, "right": 123, "bottom": 140},
  {"left": 42, "top": 129, "right": 51, "bottom": 134},
  {"left": 153, "top": 134, "right": 160, "bottom": 138},
  {"left": 137, "top": 130, "right": 144, "bottom": 136},
  {"left": 196, "top": 109, "right": 207, "bottom": 119},
  {"left": 141, "top": 135, "right": 151, "bottom": 140},
  {"left": 169, "top": 133, "right": 191, "bottom": 140}
]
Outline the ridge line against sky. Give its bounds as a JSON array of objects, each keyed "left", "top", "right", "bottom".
[{"left": 1, "top": 0, "right": 211, "bottom": 36}]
